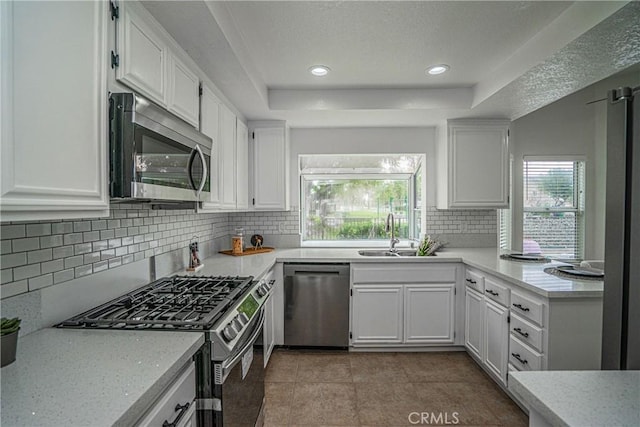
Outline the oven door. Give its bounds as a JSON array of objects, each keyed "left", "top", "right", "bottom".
[{"left": 214, "top": 306, "right": 265, "bottom": 427}]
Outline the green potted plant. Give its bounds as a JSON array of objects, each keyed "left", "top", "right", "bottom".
[{"left": 1, "top": 317, "right": 21, "bottom": 367}]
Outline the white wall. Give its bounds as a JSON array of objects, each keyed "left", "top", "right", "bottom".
[{"left": 510, "top": 67, "right": 639, "bottom": 259}]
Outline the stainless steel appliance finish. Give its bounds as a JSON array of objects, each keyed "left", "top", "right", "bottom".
[
  {"left": 58, "top": 274, "right": 275, "bottom": 426},
  {"left": 602, "top": 86, "right": 640, "bottom": 370},
  {"left": 284, "top": 263, "right": 350, "bottom": 347},
  {"left": 109, "top": 92, "right": 212, "bottom": 202}
]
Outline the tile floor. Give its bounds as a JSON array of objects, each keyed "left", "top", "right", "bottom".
[{"left": 264, "top": 349, "right": 528, "bottom": 426}]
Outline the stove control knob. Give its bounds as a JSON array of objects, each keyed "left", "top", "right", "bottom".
[
  {"left": 223, "top": 325, "right": 237, "bottom": 342},
  {"left": 262, "top": 283, "right": 271, "bottom": 294},
  {"left": 264, "top": 280, "right": 274, "bottom": 290},
  {"left": 256, "top": 286, "right": 266, "bottom": 297},
  {"left": 232, "top": 317, "right": 243, "bottom": 331},
  {"left": 238, "top": 312, "right": 250, "bottom": 325}
]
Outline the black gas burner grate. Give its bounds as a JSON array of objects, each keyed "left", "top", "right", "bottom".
[{"left": 57, "top": 275, "right": 253, "bottom": 330}]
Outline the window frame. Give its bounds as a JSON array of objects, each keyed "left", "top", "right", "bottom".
[
  {"left": 521, "top": 156, "right": 586, "bottom": 258},
  {"left": 300, "top": 172, "right": 416, "bottom": 247}
]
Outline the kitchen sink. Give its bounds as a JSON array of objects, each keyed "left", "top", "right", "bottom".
[{"left": 358, "top": 249, "right": 419, "bottom": 257}]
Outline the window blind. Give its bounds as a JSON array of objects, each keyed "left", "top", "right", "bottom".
[{"left": 523, "top": 160, "right": 585, "bottom": 258}]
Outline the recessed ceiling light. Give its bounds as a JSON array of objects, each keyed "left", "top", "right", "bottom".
[
  {"left": 309, "top": 65, "right": 330, "bottom": 77},
  {"left": 426, "top": 64, "right": 450, "bottom": 75}
]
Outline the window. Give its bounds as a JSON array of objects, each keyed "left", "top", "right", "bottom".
[
  {"left": 522, "top": 158, "right": 585, "bottom": 258},
  {"left": 300, "top": 154, "right": 423, "bottom": 244}
]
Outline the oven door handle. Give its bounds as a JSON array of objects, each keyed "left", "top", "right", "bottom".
[{"left": 221, "top": 307, "right": 265, "bottom": 377}]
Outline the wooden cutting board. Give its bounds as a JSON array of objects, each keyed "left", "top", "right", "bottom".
[{"left": 219, "top": 247, "right": 275, "bottom": 256}]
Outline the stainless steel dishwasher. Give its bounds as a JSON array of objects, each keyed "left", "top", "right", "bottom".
[{"left": 284, "top": 263, "right": 350, "bottom": 347}]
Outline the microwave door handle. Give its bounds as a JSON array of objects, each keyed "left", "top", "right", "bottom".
[
  {"left": 187, "top": 147, "right": 198, "bottom": 192},
  {"left": 194, "top": 144, "right": 208, "bottom": 197}
]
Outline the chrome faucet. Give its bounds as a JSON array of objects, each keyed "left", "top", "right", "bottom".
[{"left": 385, "top": 213, "right": 400, "bottom": 252}]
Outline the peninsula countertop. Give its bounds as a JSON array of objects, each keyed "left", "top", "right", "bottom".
[
  {"left": 191, "top": 247, "right": 603, "bottom": 298},
  {"left": 509, "top": 370, "right": 640, "bottom": 427}
]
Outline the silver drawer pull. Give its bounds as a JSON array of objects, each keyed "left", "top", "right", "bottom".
[
  {"left": 513, "top": 327, "right": 529, "bottom": 338},
  {"left": 511, "top": 352, "right": 528, "bottom": 365}
]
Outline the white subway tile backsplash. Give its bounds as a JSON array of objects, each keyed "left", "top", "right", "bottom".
[
  {"left": 41, "top": 259, "right": 64, "bottom": 275},
  {"left": 26, "top": 223, "right": 52, "bottom": 237},
  {"left": 12, "top": 237, "right": 40, "bottom": 252},
  {"left": 27, "top": 249, "right": 53, "bottom": 264},
  {"left": 51, "top": 222, "right": 73, "bottom": 235},
  {"left": 14, "top": 264, "right": 41, "bottom": 281},
  {"left": 1, "top": 253, "right": 27, "bottom": 269},
  {"left": 52, "top": 246, "right": 74, "bottom": 260},
  {"left": 53, "top": 269, "right": 74, "bottom": 284},
  {"left": 1, "top": 280, "right": 28, "bottom": 299},
  {"left": 40, "top": 235, "right": 63, "bottom": 249},
  {"left": 1, "top": 225, "right": 26, "bottom": 240},
  {"left": 73, "top": 221, "right": 91, "bottom": 233},
  {"left": 64, "top": 255, "right": 84, "bottom": 269},
  {"left": 1, "top": 268, "right": 13, "bottom": 285},
  {"left": 28, "top": 273, "right": 53, "bottom": 291},
  {"left": 1, "top": 240, "right": 11, "bottom": 254},
  {"left": 75, "top": 264, "right": 92, "bottom": 278},
  {"left": 63, "top": 233, "right": 83, "bottom": 245}
]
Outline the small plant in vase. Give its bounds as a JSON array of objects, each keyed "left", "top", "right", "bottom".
[
  {"left": 417, "top": 235, "right": 443, "bottom": 256},
  {"left": 1, "top": 317, "right": 21, "bottom": 367}
]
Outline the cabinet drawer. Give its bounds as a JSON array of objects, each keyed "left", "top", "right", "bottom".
[
  {"left": 352, "top": 265, "right": 456, "bottom": 284},
  {"left": 136, "top": 362, "right": 196, "bottom": 426},
  {"left": 464, "top": 270, "right": 484, "bottom": 293},
  {"left": 483, "top": 276, "right": 510, "bottom": 307},
  {"left": 510, "top": 313, "right": 544, "bottom": 352},
  {"left": 509, "top": 337, "right": 542, "bottom": 371},
  {"left": 510, "top": 291, "right": 544, "bottom": 326}
]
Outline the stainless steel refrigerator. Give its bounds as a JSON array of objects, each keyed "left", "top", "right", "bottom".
[{"left": 602, "top": 86, "right": 640, "bottom": 370}]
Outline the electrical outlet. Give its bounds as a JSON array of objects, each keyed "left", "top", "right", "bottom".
[
  {"left": 459, "top": 222, "right": 468, "bottom": 233},
  {"left": 278, "top": 222, "right": 286, "bottom": 233}
]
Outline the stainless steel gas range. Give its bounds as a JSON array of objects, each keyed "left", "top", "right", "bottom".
[{"left": 57, "top": 274, "right": 274, "bottom": 427}]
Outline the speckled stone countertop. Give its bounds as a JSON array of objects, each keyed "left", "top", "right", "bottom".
[
  {"left": 509, "top": 371, "right": 640, "bottom": 427},
  {"left": 190, "top": 247, "right": 603, "bottom": 298},
  {"left": 0, "top": 328, "right": 204, "bottom": 427}
]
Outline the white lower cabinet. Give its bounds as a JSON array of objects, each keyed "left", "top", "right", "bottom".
[
  {"left": 405, "top": 285, "right": 455, "bottom": 343},
  {"left": 351, "top": 285, "right": 404, "bottom": 344},
  {"left": 262, "top": 268, "right": 276, "bottom": 367},
  {"left": 464, "top": 287, "right": 484, "bottom": 360},
  {"left": 350, "top": 264, "right": 459, "bottom": 347},
  {"left": 483, "top": 298, "right": 509, "bottom": 384},
  {"left": 464, "top": 268, "right": 510, "bottom": 385},
  {"left": 136, "top": 362, "right": 196, "bottom": 427}
]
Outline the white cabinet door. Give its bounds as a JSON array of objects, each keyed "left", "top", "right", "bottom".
[
  {"left": 351, "top": 285, "right": 403, "bottom": 345},
  {"left": 117, "top": 2, "right": 166, "bottom": 106},
  {"left": 405, "top": 285, "right": 455, "bottom": 343},
  {"left": 483, "top": 298, "right": 509, "bottom": 385},
  {"left": 251, "top": 126, "right": 288, "bottom": 210},
  {"left": 199, "top": 85, "right": 221, "bottom": 207},
  {"left": 219, "top": 104, "right": 237, "bottom": 209},
  {"left": 465, "top": 287, "right": 484, "bottom": 360},
  {"left": 438, "top": 120, "right": 509, "bottom": 209},
  {"left": 167, "top": 53, "right": 199, "bottom": 127},
  {"left": 236, "top": 120, "right": 249, "bottom": 210},
  {"left": 263, "top": 293, "right": 275, "bottom": 367},
  {"left": 1, "top": 0, "right": 109, "bottom": 221}
]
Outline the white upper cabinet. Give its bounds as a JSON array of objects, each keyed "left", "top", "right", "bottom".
[
  {"left": 167, "top": 53, "right": 200, "bottom": 127},
  {"left": 437, "top": 119, "right": 510, "bottom": 209},
  {"left": 250, "top": 124, "right": 290, "bottom": 210},
  {"left": 117, "top": 2, "right": 167, "bottom": 106},
  {"left": 199, "top": 85, "right": 221, "bottom": 207},
  {"left": 219, "top": 104, "right": 237, "bottom": 209},
  {"left": 116, "top": 1, "right": 200, "bottom": 128},
  {"left": 236, "top": 120, "right": 249, "bottom": 210},
  {"left": 0, "top": 0, "right": 109, "bottom": 221}
]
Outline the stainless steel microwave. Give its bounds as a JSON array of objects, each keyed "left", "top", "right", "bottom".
[{"left": 109, "top": 92, "right": 212, "bottom": 202}]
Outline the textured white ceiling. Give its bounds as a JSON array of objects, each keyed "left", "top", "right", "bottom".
[
  {"left": 224, "top": 1, "right": 572, "bottom": 88},
  {"left": 142, "top": 1, "right": 638, "bottom": 128}
]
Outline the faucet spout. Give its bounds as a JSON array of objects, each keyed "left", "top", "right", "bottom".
[{"left": 386, "top": 213, "right": 400, "bottom": 251}]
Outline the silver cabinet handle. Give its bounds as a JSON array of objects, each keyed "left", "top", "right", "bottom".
[{"left": 163, "top": 402, "right": 191, "bottom": 427}]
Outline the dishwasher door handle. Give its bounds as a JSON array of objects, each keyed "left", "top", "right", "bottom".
[{"left": 293, "top": 270, "right": 341, "bottom": 276}]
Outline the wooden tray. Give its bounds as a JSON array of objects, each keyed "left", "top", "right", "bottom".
[{"left": 219, "top": 247, "right": 275, "bottom": 256}]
